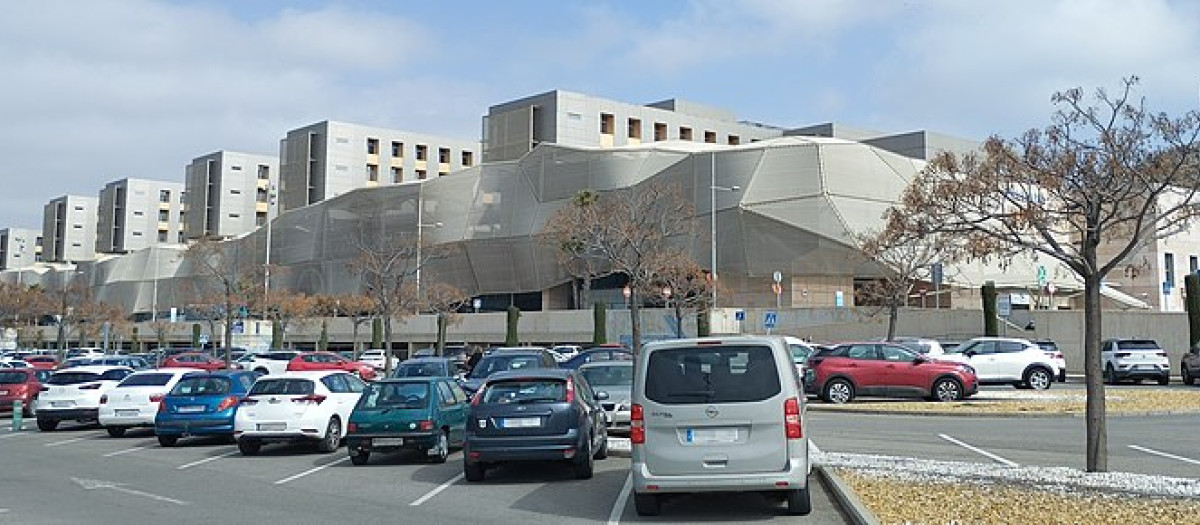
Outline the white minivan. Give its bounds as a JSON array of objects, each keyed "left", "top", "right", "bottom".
[{"left": 630, "top": 336, "right": 811, "bottom": 516}]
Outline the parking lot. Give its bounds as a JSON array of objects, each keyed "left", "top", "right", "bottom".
[{"left": 0, "top": 416, "right": 850, "bottom": 525}]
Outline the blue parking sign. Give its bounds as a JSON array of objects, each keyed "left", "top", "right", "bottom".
[
  {"left": 764, "top": 311, "right": 777, "bottom": 329},
  {"left": 735, "top": 310, "right": 745, "bottom": 321}
]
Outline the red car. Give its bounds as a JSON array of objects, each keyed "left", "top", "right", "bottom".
[
  {"left": 286, "top": 351, "right": 377, "bottom": 380},
  {"left": 24, "top": 355, "right": 60, "bottom": 370},
  {"left": 808, "top": 342, "right": 978, "bottom": 403},
  {"left": 161, "top": 352, "right": 226, "bottom": 371},
  {"left": 0, "top": 368, "right": 43, "bottom": 417}
]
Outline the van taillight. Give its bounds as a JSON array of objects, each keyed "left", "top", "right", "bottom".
[
  {"left": 784, "top": 398, "right": 802, "bottom": 439},
  {"left": 630, "top": 404, "right": 645, "bottom": 445}
]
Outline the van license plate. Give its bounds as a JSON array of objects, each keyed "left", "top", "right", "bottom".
[
  {"left": 686, "top": 428, "right": 738, "bottom": 444},
  {"left": 373, "top": 438, "right": 404, "bottom": 446},
  {"left": 501, "top": 417, "right": 540, "bottom": 428}
]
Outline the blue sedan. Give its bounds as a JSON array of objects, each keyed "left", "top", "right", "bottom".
[{"left": 154, "top": 370, "right": 260, "bottom": 446}]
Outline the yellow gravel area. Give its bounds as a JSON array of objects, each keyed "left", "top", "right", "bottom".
[
  {"left": 814, "top": 389, "right": 1200, "bottom": 415},
  {"left": 837, "top": 469, "right": 1200, "bottom": 525}
]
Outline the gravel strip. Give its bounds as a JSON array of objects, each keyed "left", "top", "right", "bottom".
[{"left": 809, "top": 389, "right": 1200, "bottom": 416}]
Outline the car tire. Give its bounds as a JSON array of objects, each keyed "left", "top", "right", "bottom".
[
  {"left": 36, "top": 418, "right": 58, "bottom": 432},
  {"left": 464, "top": 462, "right": 486, "bottom": 482},
  {"left": 1105, "top": 364, "right": 1118, "bottom": 385},
  {"left": 238, "top": 439, "right": 261, "bottom": 456},
  {"left": 1158, "top": 375, "right": 1170, "bottom": 386},
  {"left": 594, "top": 432, "right": 609, "bottom": 460},
  {"left": 573, "top": 440, "right": 595, "bottom": 479},
  {"left": 106, "top": 426, "right": 127, "bottom": 438},
  {"left": 822, "top": 378, "right": 855, "bottom": 404},
  {"left": 931, "top": 377, "right": 963, "bottom": 402},
  {"left": 633, "top": 493, "right": 661, "bottom": 516},
  {"left": 786, "top": 486, "right": 813, "bottom": 515},
  {"left": 254, "top": 367, "right": 269, "bottom": 376},
  {"left": 1184, "top": 367, "right": 1195, "bottom": 386},
  {"left": 317, "top": 417, "right": 341, "bottom": 453},
  {"left": 1024, "top": 367, "right": 1052, "bottom": 390},
  {"left": 350, "top": 451, "right": 370, "bottom": 466},
  {"left": 157, "top": 435, "right": 178, "bottom": 447},
  {"left": 23, "top": 399, "right": 36, "bottom": 418},
  {"left": 429, "top": 430, "right": 449, "bottom": 464}
]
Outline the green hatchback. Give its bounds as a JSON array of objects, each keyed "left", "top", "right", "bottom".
[{"left": 346, "top": 378, "right": 469, "bottom": 465}]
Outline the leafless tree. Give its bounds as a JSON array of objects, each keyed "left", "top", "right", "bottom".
[
  {"left": 542, "top": 190, "right": 612, "bottom": 309},
  {"left": 890, "top": 76, "right": 1200, "bottom": 472},
  {"left": 185, "top": 237, "right": 260, "bottom": 367},
  {"left": 253, "top": 289, "right": 316, "bottom": 349},
  {"left": 422, "top": 281, "right": 470, "bottom": 356},
  {"left": 318, "top": 294, "right": 376, "bottom": 360},
  {"left": 851, "top": 227, "right": 955, "bottom": 340},
  {"left": 650, "top": 253, "right": 712, "bottom": 338}
]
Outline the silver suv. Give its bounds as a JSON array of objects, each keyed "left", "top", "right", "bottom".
[{"left": 630, "top": 336, "right": 811, "bottom": 516}]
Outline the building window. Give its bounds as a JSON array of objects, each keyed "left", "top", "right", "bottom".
[
  {"left": 416, "top": 145, "right": 428, "bottom": 161},
  {"left": 367, "top": 138, "right": 379, "bottom": 155},
  {"left": 600, "top": 113, "right": 615, "bottom": 135},
  {"left": 628, "top": 118, "right": 642, "bottom": 139},
  {"left": 230, "top": 165, "right": 243, "bottom": 171},
  {"left": 159, "top": 190, "right": 171, "bottom": 203},
  {"left": 258, "top": 165, "right": 270, "bottom": 180},
  {"left": 256, "top": 212, "right": 267, "bottom": 226},
  {"left": 72, "top": 224, "right": 82, "bottom": 229},
  {"left": 177, "top": 232, "right": 185, "bottom": 243},
  {"left": 230, "top": 189, "right": 241, "bottom": 195},
  {"left": 416, "top": 169, "right": 427, "bottom": 180},
  {"left": 391, "top": 141, "right": 403, "bottom": 157},
  {"left": 133, "top": 211, "right": 144, "bottom": 216},
  {"left": 157, "top": 231, "right": 168, "bottom": 242},
  {"left": 1191, "top": 255, "right": 1199, "bottom": 275},
  {"left": 229, "top": 213, "right": 240, "bottom": 219},
  {"left": 462, "top": 151, "right": 474, "bottom": 166},
  {"left": 367, "top": 164, "right": 379, "bottom": 182},
  {"left": 438, "top": 147, "right": 450, "bottom": 163},
  {"left": 1165, "top": 252, "right": 1176, "bottom": 289},
  {"left": 654, "top": 123, "right": 667, "bottom": 141},
  {"left": 257, "top": 188, "right": 268, "bottom": 203},
  {"left": 728, "top": 135, "right": 741, "bottom": 145},
  {"left": 704, "top": 131, "right": 717, "bottom": 143},
  {"left": 391, "top": 167, "right": 402, "bottom": 183},
  {"left": 158, "top": 210, "right": 169, "bottom": 222},
  {"left": 132, "top": 231, "right": 143, "bottom": 237},
  {"left": 679, "top": 127, "right": 693, "bottom": 140}
]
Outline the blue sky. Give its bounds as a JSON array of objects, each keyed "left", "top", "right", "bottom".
[{"left": 3, "top": 0, "right": 1200, "bottom": 230}]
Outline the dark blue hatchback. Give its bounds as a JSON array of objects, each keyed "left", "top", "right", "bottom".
[{"left": 154, "top": 370, "right": 260, "bottom": 446}]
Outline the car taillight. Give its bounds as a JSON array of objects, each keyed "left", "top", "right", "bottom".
[
  {"left": 150, "top": 393, "right": 165, "bottom": 403},
  {"left": 565, "top": 376, "right": 575, "bottom": 404},
  {"left": 292, "top": 394, "right": 327, "bottom": 405},
  {"left": 784, "top": 397, "right": 803, "bottom": 439},
  {"left": 1157, "top": 352, "right": 1168, "bottom": 358},
  {"left": 347, "top": 422, "right": 357, "bottom": 433},
  {"left": 215, "top": 395, "right": 239, "bottom": 411},
  {"left": 157, "top": 400, "right": 166, "bottom": 413},
  {"left": 79, "top": 383, "right": 102, "bottom": 390},
  {"left": 1053, "top": 352, "right": 1063, "bottom": 360},
  {"left": 418, "top": 420, "right": 435, "bottom": 431},
  {"left": 240, "top": 397, "right": 260, "bottom": 406},
  {"left": 630, "top": 404, "right": 645, "bottom": 445},
  {"left": 99, "top": 394, "right": 108, "bottom": 404}
]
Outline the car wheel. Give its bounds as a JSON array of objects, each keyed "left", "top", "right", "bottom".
[
  {"left": 22, "top": 399, "right": 36, "bottom": 418},
  {"left": 37, "top": 418, "right": 58, "bottom": 432},
  {"left": 633, "top": 493, "right": 661, "bottom": 516},
  {"left": 932, "top": 378, "right": 963, "bottom": 402},
  {"left": 238, "top": 439, "right": 261, "bottom": 456},
  {"left": 1025, "top": 368, "right": 1052, "bottom": 390},
  {"left": 1183, "top": 367, "right": 1195, "bottom": 386},
  {"left": 350, "top": 451, "right": 370, "bottom": 466},
  {"left": 317, "top": 417, "right": 341, "bottom": 453},
  {"left": 428, "top": 430, "right": 449, "bottom": 464},
  {"left": 822, "top": 379, "right": 854, "bottom": 404},
  {"left": 254, "top": 368, "right": 269, "bottom": 375},
  {"left": 786, "top": 486, "right": 813, "bottom": 515},
  {"left": 594, "top": 431, "right": 609, "bottom": 460},
  {"left": 573, "top": 439, "right": 595, "bottom": 479},
  {"left": 1158, "top": 375, "right": 1170, "bottom": 386},
  {"left": 157, "top": 435, "right": 178, "bottom": 447},
  {"left": 464, "top": 462, "right": 486, "bottom": 482},
  {"left": 1105, "top": 364, "right": 1117, "bottom": 385},
  {"left": 106, "top": 426, "right": 127, "bottom": 438}
]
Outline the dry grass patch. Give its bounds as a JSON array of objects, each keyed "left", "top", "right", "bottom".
[{"left": 815, "top": 389, "right": 1200, "bottom": 415}]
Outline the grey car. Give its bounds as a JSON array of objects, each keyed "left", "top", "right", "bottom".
[{"left": 578, "top": 361, "right": 633, "bottom": 434}]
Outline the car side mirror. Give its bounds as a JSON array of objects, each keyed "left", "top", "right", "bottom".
[
  {"left": 594, "top": 391, "right": 609, "bottom": 401},
  {"left": 913, "top": 355, "right": 928, "bottom": 364}
]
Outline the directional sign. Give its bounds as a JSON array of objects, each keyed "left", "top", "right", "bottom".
[
  {"left": 764, "top": 311, "right": 778, "bottom": 330},
  {"left": 1037, "top": 265, "right": 1047, "bottom": 287}
]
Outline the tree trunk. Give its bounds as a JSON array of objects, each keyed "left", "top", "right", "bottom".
[
  {"left": 436, "top": 313, "right": 447, "bottom": 356},
  {"left": 582, "top": 276, "right": 593, "bottom": 311},
  {"left": 351, "top": 321, "right": 362, "bottom": 360},
  {"left": 886, "top": 299, "right": 899, "bottom": 341},
  {"left": 384, "top": 316, "right": 394, "bottom": 376},
  {"left": 630, "top": 291, "right": 643, "bottom": 355},
  {"left": 1083, "top": 272, "right": 1107, "bottom": 472},
  {"left": 222, "top": 296, "right": 234, "bottom": 367},
  {"left": 673, "top": 303, "right": 684, "bottom": 338}
]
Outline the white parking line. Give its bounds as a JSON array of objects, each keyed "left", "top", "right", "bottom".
[
  {"left": 177, "top": 450, "right": 240, "bottom": 470},
  {"left": 0, "top": 431, "right": 29, "bottom": 439},
  {"left": 938, "top": 434, "right": 1019, "bottom": 467},
  {"left": 45, "top": 436, "right": 92, "bottom": 447},
  {"left": 274, "top": 456, "right": 351, "bottom": 485},
  {"left": 606, "top": 473, "right": 634, "bottom": 525},
  {"left": 409, "top": 473, "right": 464, "bottom": 506},
  {"left": 1129, "top": 445, "right": 1200, "bottom": 466},
  {"left": 103, "top": 446, "right": 148, "bottom": 457}
]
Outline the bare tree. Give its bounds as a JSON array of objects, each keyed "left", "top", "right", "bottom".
[
  {"left": 851, "top": 228, "right": 954, "bottom": 340},
  {"left": 319, "top": 293, "right": 376, "bottom": 360},
  {"left": 650, "top": 253, "right": 712, "bottom": 338},
  {"left": 186, "top": 238, "right": 260, "bottom": 367},
  {"left": 890, "top": 77, "right": 1200, "bottom": 472},
  {"left": 254, "top": 289, "right": 316, "bottom": 349},
  {"left": 541, "top": 190, "right": 612, "bottom": 309},
  {"left": 422, "top": 281, "right": 470, "bottom": 356},
  {"left": 0, "top": 283, "right": 50, "bottom": 331}
]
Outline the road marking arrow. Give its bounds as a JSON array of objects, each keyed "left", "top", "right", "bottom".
[{"left": 71, "top": 477, "right": 189, "bottom": 505}]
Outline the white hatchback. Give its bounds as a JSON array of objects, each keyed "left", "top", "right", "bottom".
[
  {"left": 233, "top": 371, "right": 366, "bottom": 455},
  {"left": 98, "top": 368, "right": 197, "bottom": 437},
  {"left": 36, "top": 365, "right": 135, "bottom": 431}
]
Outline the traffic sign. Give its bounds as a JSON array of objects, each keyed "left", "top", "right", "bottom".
[
  {"left": 764, "top": 311, "right": 777, "bottom": 330},
  {"left": 199, "top": 334, "right": 210, "bottom": 346},
  {"left": 773, "top": 270, "right": 782, "bottom": 283},
  {"left": 1037, "top": 265, "right": 1047, "bottom": 287},
  {"left": 735, "top": 310, "right": 745, "bottom": 321},
  {"left": 997, "top": 295, "right": 1012, "bottom": 317}
]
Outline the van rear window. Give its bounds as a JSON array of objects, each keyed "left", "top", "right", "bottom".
[{"left": 645, "top": 345, "right": 781, "bottom": 404}]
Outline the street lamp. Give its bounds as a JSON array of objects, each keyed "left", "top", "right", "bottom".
[
  {"left": 13, "top": 236, "right": 27, "bottom": 287},
  {"left": 622, "top": 285, "right": 631, "bottom": 308},
  {"left": 263, "top": 183, "right": 277, "bottom": 302},
  {"left": 415, "top": 190, "right": 443, "bottom": 309}
]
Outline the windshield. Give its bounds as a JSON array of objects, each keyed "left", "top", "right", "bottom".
[
  {"left": 1117, "top": 340, "right": 1161, "bottom": 351},
  {"left": 0, "top": 371, "right": 28, "bottom": 384},
  {"left": 249, "top": 379, "right": 314, "bottom": 396},
  {"left": 358, "top": 382, "right": 429, "bottom": 409},
  {"left": 170, "top": 376, "right": 232, "bottom": 396},
  {"left": 118, "top": 373, "right": 175, "bottom": 388},
  {"left": 481, "top": 379, "right": 566, "bottom": 404},
  {"left": 468, "top": 355, "right": 543, "bottom": 379},
  {"left": 48, "top": 372, "right": 102, "bottom": 385},
  {"left": 393, "top": 362, "right": 446, "bottom": 378},
  {"left": 580, "top": 366, "right": 633, "bottom": 387}
]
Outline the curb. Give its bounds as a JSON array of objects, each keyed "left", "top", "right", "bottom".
[{"left": 815, "top": 465, "right": 880, "bottom": 525}]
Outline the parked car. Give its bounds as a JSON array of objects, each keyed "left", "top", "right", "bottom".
[
  {"left": 98, "top": 368, "right": 196, "bottom": 437},
  {"left": 0, "top": 359, "right": 31, "bottom": 369},
  {"left": 1101, "top": 339, "right": 1171, "bottom": 385},
  {"left": 155, "top": 370, "right": 261, "bottom": 446},
  {"left": 0, "top": 368, "right": 44, "bottom": 417},
  {"left": 36, "top": 366, "right": 135, "bottom": 431},
  {"left": 938, "top": 337, "right": 1057, "bottom": 390},
  {"left": 233, "top": 371, "right": 367, "bottom": 455},
  {"left": 413, "top": 346, "right": 470, "bottom": 368},
  {"left": 463, "top": 368, "right": 609, "bottom": 481},
  {"left": 1182, "top": 345, "right": 1200, "bottom": 385},
  {"left": 1032, "top": 339, "right": 1068, "bottom": 382},
  {"left": 784, "top": 336, "right": 817, "bottom": 391},
  {"left": 459, "top": 348, "right": 558, "bottom": 395},
  {"left": 358, "top": 349, "right": 399, "bottom": 371},
  {"left": 391, "top": 357, "right": 461, "bottom": 379},
  {"left": 286, "top": 351, "right": 378, "bottom": 380},
  {"left": 561, "top": 345, "right": 634, "bottom": 369},
  {"left": 807, "top": 342, "right": 978, "bottom": 403},
  {"left": 24, "top": 355, "right": 60, "bottom": 370},
  {"left": 346, "top": 377, "right": 469, "bottom": 465},
  {"left": 578, "top": 361, "right": 634, "bottom": 434},
  {"left": 161, "top": 352, "right": 226, "bottom": 371},
  {"left": 549, "top": 345, "right": 582, "bottom": 363},
  {"left": 240, "top": 350, "right": 300, "bottom": 376},
  {"left": 64, "top": 348, "right": 105, "bottom": 360},
  {"left": 890, "top": 337, "right": 947, "bottom": 356},
  {"left": 61, "top": 356, "right": 153, "bottom": 371},
  {"left": 630, "top": 336, "right": 811, "bottom": 516}
]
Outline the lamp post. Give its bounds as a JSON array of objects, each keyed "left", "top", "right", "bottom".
[
  {"left": 414, "top": 191, "right": 443, "bottom": 311},
  {"left": 13, "top": 236, "right": 27, "bottom": 288},
  {"left": 263, "top": 184, "right": 277, "bottom": 303},
  {"left": 622, "top": 285, "right": 631, "bottom": 309},
  {"left": 709, "top": 149, "right": 740, "bottom": 308}
]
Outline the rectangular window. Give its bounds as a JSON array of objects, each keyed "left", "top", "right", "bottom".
[
  {"left": 704, "top": 131, "right": 717, "bottom": 143},
  {"left": 230, "top": 165, "right": 243, "bottom": 171},
  {"left": 654, "top": 122, "right": 667, "bottom": 141},
  {"left": 391, "top": 141, "right": 403, "bottom": 157},
  {"left": 628, "top": 118, "right": 642, "bottom": 139},
  {"left": 158, "top": 210, "right": 169, "bottom": 222},
  {"left": 256, "top": 212, "right": 267, "bottom": 227},
  {"left": 390, "top": 167, "right": 402, "bottom": 183},
  {"left": 230, "top": 189, "right": 241, "bottom": 195},
  {"left": 133, "top": 211, "right": 144, "bottom": 216},
  {"left": 416, "top": 169, "right": 427, "bottom": 180},
  {"left": 257, "top": 188, "right": 268, "bottom": 203},
  {"left": 258, "top": 165, "right": 270, "bottom": 180},
  {"left": 438, "top": 147, "right": 450, "bottom": 163},
  {"left": 416, "top": 145, "right": 428, "bottom": 161},
  {"left": 74, "top": 206, "right": 84, "bottom": 211},
  {"left": 157, "top": 231, "right": 168, "bottom": 242},
  {"left": 1165, "top": 252, "right": 1176, "bottom": 288},
  {"left": 1191, "top": 255, "right": 1198, "bottom": 275},
  {"left": 159, "top": 190, "right": 170, "bottom": 203},
  {"left": 461, "top": 151, "right": 474, "bottom": 166},
  {"left": 367, "top": 138, "right": 379, "bottom": 155},
  {"left": 679, "top": 127, "right": 693, "bottom": 140},
  {"left": 600, "top": 113, "right": 615, "bottom": 134},
  {"left": 132, "top": 231, "right": 143, "bottom": 237},
  {"left": 367, "top": 164, "right": 379, "bottom": 182},
  {"left": 177, "top": 232, "right": 184, "bottom": 243},
  {"left": 229, "top": 213, "right": 240, "bottom": 219},
  {"left": 728, "top": 135, "right": 741, "bottom": 145}
]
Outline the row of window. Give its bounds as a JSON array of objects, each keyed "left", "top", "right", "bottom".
[
  {"left": 367, "top": 165, "right": 436, "bottom": 183},
  {"left": 365, "top": 139, "right": 475, "bottom": 166},
  {"left": 599, "top": 113, "right": 742, "bottom": 145}
]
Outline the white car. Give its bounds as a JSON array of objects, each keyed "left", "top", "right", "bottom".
[
  {"left": 240, "top": 350, "right": 300, "bottom": 376},
  {"left": 233, "top": 371, "right": 366, "bottom": 455},
  {"left": 0, "top": 359, "right": 32, "bottom": 369},
  {"left": 98, "top": 368, "right": 197, "bottom": 437},
  {"left": 549, "top": 345, "right": 582, "bottom": 363},
  {"left": 939, "top": 337, "right": 1058, "bottom": 390},
  {"left": 1101, "top": 339, "right": 1171, "bottom": 385},
  {"left": 36, "top": 365, "right": 135, "bottom": 431},
  {"left": 358, "top": 349, "right": 398, "bottom": 371}
]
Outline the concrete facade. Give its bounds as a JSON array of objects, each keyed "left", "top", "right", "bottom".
[
  {"left": 184, "top": 151, "right": 279, "bottom": 240},
  {"left": 97, "top": 178, "right": 185, "bottom": 253},
  {"left": 0, "top": 227, "right": 41, "bottom": 270},
  {"left": 278, "top": 120, "right": 479, "bottom": 212},
  {"left": 42, "top": 195, "right": 98, "bottom": 263}
]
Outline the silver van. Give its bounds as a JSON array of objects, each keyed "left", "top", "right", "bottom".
[{"left": 630, "top": 336, "right": 811, "bottom": 516}]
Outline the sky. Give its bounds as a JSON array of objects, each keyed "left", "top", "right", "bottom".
[{"left": 2, "top": 0, "right": 1200, "bottom": 230}]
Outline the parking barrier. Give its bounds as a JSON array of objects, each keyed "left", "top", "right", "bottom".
[{"left": 11, "top": 401, "right": 22, "bottom": 431}]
